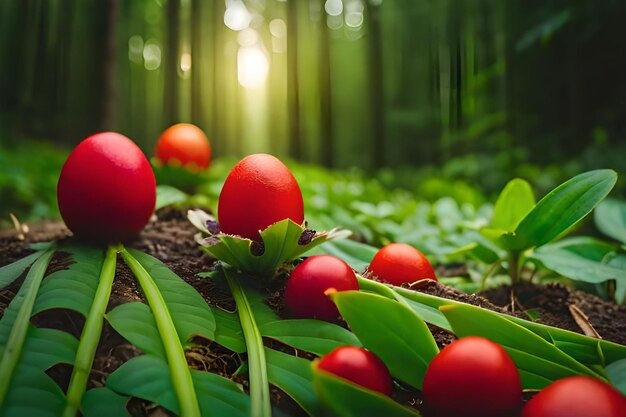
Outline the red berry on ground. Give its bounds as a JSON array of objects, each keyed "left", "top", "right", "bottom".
[
  {"left": 423, "top": 336, "right": 522, "bottom": 417},
  {"left": 318, "top": 346, "right": 393, "bottom": 396},
  {"left": 285, "top": 255, "right": 358, "bottom": 321},
  {"left": 368, "top": 242, "right": 437, "bottom": 286},
  {"left": 57, "top": 132, "right": 156, "bottom": 243},
  {"left": 155, "top": 123, "right": 212, "bottom": 170},
  {"left": 218, "top": 153, "right": 304, "bottom": 240},
  {"left": 522, "top": 376, "right": 626, "bottom": 417}
]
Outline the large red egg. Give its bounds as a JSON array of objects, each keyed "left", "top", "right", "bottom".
[
  {"left": 57, "top": 132, "right": 156, "bottom": 243},
  {"left": 217, "top": 154, "right": 304, "bottom": 240}
]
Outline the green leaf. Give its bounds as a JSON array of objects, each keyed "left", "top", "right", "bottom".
[
  {"left": 156, "top": 184, "right": 189, "bottom": 210},
  {"left": 82, "top": 388, "right": 130, "bottom": 417},
  {"left": 33, "top": 245, "right": 105, "bottom": 317},
  {"left": 1, "top": 326, "right": 78, "bottom": 417},
  {"left": 260, "top": 319, "right": 362, "bottom": 356},
  {"left": 503, "top": 170, "right": 617, "bottom": 250},
  {"left": 0, "top": 251, "right": 44, "bottom": 289},
  {"left": 491, "top": 178, "right": 535, "bottom": 232},
  {"left": 331, "top": 291, "right": 439, "bottom": 389},
  {"left": 189, "top": 209, "right": 351, "bottom": 274},
  {"left": 309, "top": 238, "right": 379, "bottom": 272},
  {"left": 106, "top": 355, "right": 250, "bottom": 417},
  {"left": 530, "top": 237, "right": 626, "bottom": 284},
  {"left": 266, "top": 348, "right": 317, "bottom": 415},
  {"left": 440, "top": 303, "right": 602, "bottom": 388},
  {"left": 312, "top": 363, "right": 420, "bottom": 417},
  {"left": 212, "top": 307, "right": 247, "bottom": 353},
  {"left": 606, "top": 358, "right": 626, "bottom": 395},
  {"left": 106, "top": 302, "right": 166, "bottom": 358},
  {"left": 595, "top": 198, "right": 626, "bottom": 244},
  {"left": 128, "top": 249, "right": 216, "bottom": 344}
]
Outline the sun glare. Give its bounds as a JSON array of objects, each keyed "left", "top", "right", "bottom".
[{"left": 237, "top": 46, "right": 269, "bottom": 89}]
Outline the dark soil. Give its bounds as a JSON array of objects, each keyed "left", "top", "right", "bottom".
[{"left": 1, "top": 209, "right": 625, "bottom": 417}]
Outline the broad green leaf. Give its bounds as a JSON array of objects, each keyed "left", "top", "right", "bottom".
[
  {"left": 491, "top": 178, "right": 535, "bottom": 232},
  {"left": 504, "top": 170, "right": 617, "bottom": 250},
  {"left": 1, "top": 326, "right": 78, "bottom": 417},
  {"left": 106, "top": 302, "right": 166, "bottom": 358},
  {"left": 156, "top": 184, "right": 189, "bottom": 210},
  {"left": 331, "top": 291, "right": 439, "bottom": 389},
  {"left": 260, "top": 319, "right": 361, "bottom": 356},
  {"left": 82, "top": 388, "right": 130, "bottom": 417},
  {"left": 312, "top": 363, "right": 420, "bottom": 417},
  {"left": 440, "top": 303, "right": 601, "bottom": 388},
  {"left": 606, "top": 358, "right": 626, "bottom": 395},
  {"left": 212, "top": 307, "right": 247, "bottom": 353},
  {"left": 106, "top": 355, "right": 250, "bottom": 417},
  {"left": 33, "top": 245, "right": 104, "bottom": 317},
  {"left": 530, "top": 237, "right": 626, "bottom": 284},
  {"left": 390, "top": 285, "right": 626, "bottom": 366},
  {"left": 266, "top": 348, "right": 317, "bottom": 415},
  {"left": 0, "top": 251, "right": 44, "bottom": 289},
  {"left": 309, "top": 238, "right": 378, "bottom": 272},
  {"left": 595, "top": 198, "right": 626, "bottom": 244},
  {"left": 609, "top": 255, "right": 626, "bottom": 304},
  {"left": 129, "top": 249, "right": 216, "bottom": 344},
  {"left": 189, "top": 209, "right": 351, "bottom": 274}
]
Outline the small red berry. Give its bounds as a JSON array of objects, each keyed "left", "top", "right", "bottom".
[
  {"left": 318, "top": 346, "right": 393, "bottom": 396},
  {"left": 423, "top": 336, "right": 522, "bottom": 417},
  {"left": 522, "top": 376, "right": 626, "bottom": 417},
  {"left": 368, "top": 242, "right": 436, "bottom": 286},
  {"left": 155, "top": 123, "right": 211, "bottom": 170},
  {"left": 285, "top": 255, "right": 358, "bottom": 321},
  {"left": 218, "top": 154, "right": 304, "bottom": 240},
  {"left": 57, "top": 132, "right": 156, "bottom": 243}
]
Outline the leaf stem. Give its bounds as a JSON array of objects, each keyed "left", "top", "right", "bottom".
[
  {"left": 63, "top": 245, "right": 118, "bottom": 417},
  {"left": 509, "top": 251, "right": 521, "bottom": 283},
  {"left": 223, "top": 267, "right": 272, "bottom": 417},
  {"left": 0, "top": 245, "right": 55, "bottom": 405},
  {"left": 119, "top": 246, "right": 200, "bottom": 417},
  {"left": 480, "top": 260, "right": 503, "bottom": 291}
]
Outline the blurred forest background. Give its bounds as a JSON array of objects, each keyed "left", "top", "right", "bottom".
[{"left": 1, "top": 0, "right": 626, "bottom": 222}]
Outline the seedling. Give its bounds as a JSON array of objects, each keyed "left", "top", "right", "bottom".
[
  {"left": 285, "top": 255, "right": 359, "bottom": 321},
  {"left": 422, "top": 336, "right": 522, "bottom": 416},
  {"left": 367, "top": 242, "right": 437, "bottom": 285}
]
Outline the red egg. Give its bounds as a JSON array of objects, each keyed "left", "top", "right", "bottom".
[
  {"left": 368, "top": 243, "right": 437, "bottom": 285},
  {"left": 57, "top": 132, "right": 156, "bottom": 243},
  {"left": 423, "top": 336, "right": 522, "bottom": 417},
  {"left": 285, "top": 255, "right": 359, "bottom": 321},
  {"left": 318, "top": 346, "right": 393, "bottom": 396},
  {"left": 217, "top": 154, "right": 304, "bottom": 240},
  {"left": 522, "top": 376, "right": 626, "bottom": 417},
  {"left": 155, "top": 123, "right": 211, "bottom": 170}
]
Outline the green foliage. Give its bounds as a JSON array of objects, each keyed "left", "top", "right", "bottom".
[
  {"left": 0, "top": 250, "right": 44, "bottom": 289},
  {"left": 595, "top": 198, "right": 626, "bottom": 244},
  {"left": 606, "top": 359, "right": 626, "bottom": 396},
  {"left": 331, "top": 290, "right": 438, "bottom": 390},
  {"left": 265, "top": 348, "right": 317, "bottom": 416},
  {"left": 312, "top": 364, "right": 420, "bottom": 417}
]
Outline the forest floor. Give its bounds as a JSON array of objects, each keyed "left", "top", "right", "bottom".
[{"left": 1, "top": 208, "right": 625, "bottom": 416}]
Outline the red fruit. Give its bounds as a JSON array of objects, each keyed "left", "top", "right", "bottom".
[
  {"left": 423, "top": 336, "right": 522, "bottom": 417},
  {"left": 285, "top": 255, "right": 358, "bottom": 321},
  {"left": 522, "top": 376, "right": 626, "bottom": 417},
  {"left": 318, "top": 346, "right": 393, "bottom": 396},
  {"left": 155, "top": 123, "right": 211, "bottom": 170},
  {"left": 218, "top": 154, "right": 304, "bottom": 240},
  {"left": 368, "top": 242, "right": 436, "bottom": 286},
  {"left": 57, "top": 132, "right": 156, "bottom": 243}
]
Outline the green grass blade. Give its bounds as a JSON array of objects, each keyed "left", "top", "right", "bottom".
[
  {"left": 0, "top": 250, "right": 44, "bottom": 289},
  {"left": 0, "top": 246, "right": 55, "bottom": 404},
  {"left": 120, "top": 247, "right": 201, "bottom": 417},
  {"left": 224, "top": 267, "right": 272, "bottom": 417},
  {"left": 63, "top": 246, "right": 117, "bottom": 417}
]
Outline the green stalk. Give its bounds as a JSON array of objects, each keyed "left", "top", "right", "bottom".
[
  {"left": 0, "top": 246, "right": 55, "bottom": 405},
  {"left": 223, "top": 267, "right": 271, "bottom": 417},
  {"left": 119, "top": 247, "right": 200, "bottom": 417},
  {"left": 63, "top": 246, "right": 118, "bottom": 417}
]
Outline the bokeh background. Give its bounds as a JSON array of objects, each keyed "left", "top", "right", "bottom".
[{"left": 1, "top": 0, "right": 626, "bottom": 224}]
